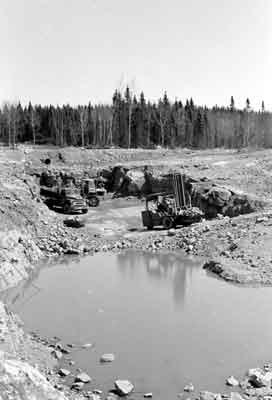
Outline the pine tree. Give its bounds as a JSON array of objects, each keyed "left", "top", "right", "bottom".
[
  {"left": 230, "top": 96, "right": 235, "bottom": 112},
  {"left": 124, "top": 86, "right": 133, "bottom": 148},
  {"left": 246, "top": 98, "right": 251, "bottom": 111}
]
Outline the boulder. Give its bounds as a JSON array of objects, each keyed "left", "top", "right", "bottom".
[
  {"left": 75, "top": 372, "right": 92, "bottom": 383},
  {"left": 203, "top": 261, "right": 224, "bottom": 274},
  {"left": 71, "top": 382, "right": 84, "bottom": 391},
  {"left": 230, "top": 393, "right": 244, "bottom": 400},
  {"left": 226, "top": 376, "right": 239, "bottom": 387},
  {"left": 58, "top": 368, "right": 70, "bottom": 377},
  {"left": 248, "top": 369, "right": 272, "bottom": 388},
  {"left": 64, "top": 218, "right": 85, "bottom": 228},
  {"left": 114, "top": 380, "right": 134, "bottom": 396},
  {"left": 208, "top": 187, "right": 232, "bottom": 207},
  {"left": 184, "top": 383, "right": 194, "bottom": 392},
  {"left": 200, "top": 391, "right": 220, "bottom": 400},
  {"left": 82, "top": 343, "right": 93, "bottom": 349},
  {"left": 100, "top": 353, "right": 115, "bottom": 363}
]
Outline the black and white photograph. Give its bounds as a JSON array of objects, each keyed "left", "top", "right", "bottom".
[{"left": 0, "top": 0, "right": 272, "bottom": 399}]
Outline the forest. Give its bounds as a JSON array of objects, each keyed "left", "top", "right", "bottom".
[{"left": 0, "top": 88, "right": 271, "bottom": 149}]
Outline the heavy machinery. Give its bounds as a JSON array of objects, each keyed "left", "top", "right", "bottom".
[
  {"left": 81, "top": 178, "right": 100, "bottom": 207},
  {"left": 141, "top": 173, "right": 203, "bottom": 230},
  {"left": 41, "top": 186, "right": 88, "bottom": 214}
]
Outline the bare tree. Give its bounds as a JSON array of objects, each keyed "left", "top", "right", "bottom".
[
  {"left": 2, "top": 102, "right": 19, "bottom": 148},
  {"left": 29, "top": 105, "right": 39, "bottom": 145},
  {"left": 79, "top": 106, "right": 88, "bottom": 147},
  {"left": 153, "top": 97, "right": 170, "bottom": 147}
]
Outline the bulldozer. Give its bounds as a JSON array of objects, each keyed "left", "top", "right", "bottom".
[{"left": 141, "top": 173, "right": 203, "bottom": 230}]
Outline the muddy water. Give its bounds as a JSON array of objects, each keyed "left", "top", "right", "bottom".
[{"left": 2, "top": 251, "right": 272, "bottom": 399}]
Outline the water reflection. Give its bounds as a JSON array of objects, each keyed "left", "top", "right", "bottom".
[
  {"left": 1, "top": 250, "right": 201, "bottom": 311},
  {"left": 117, "top": 250, "right": 200, "bottom": 308},
  {"left": 0, "top": 255, "right": 82, "bottom": 308}
]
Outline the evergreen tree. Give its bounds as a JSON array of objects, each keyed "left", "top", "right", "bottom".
[{"left": 230, "top": 96, "right": 235, "bottom": 112}]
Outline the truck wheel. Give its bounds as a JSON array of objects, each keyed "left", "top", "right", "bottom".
[
  {"left": 82, "top": 208, "right": 88, "bottom": 214},
  {"left": 162, "top": 216, "right": 174, "bottom": 230},
  {"left": 88, "top": 196, "right": 99, "bottom": 207},
  {"left": 147, "top": 223, "right": 154, "bottom": 230}
]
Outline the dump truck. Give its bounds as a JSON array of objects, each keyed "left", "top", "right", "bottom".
[
  {"left": 40, "top": 186, "right": 88, "bottom": 214},
  {"left": 141, "top": 173, "right": 203, "bottom": 230}
]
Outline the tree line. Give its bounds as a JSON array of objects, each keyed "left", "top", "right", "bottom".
[{"left": 0, "top": 89, "right": 271, "bottom": 149}]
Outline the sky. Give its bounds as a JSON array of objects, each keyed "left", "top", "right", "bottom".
[{"left": 1, "top": 0, "right": 272, "bottom": 109}]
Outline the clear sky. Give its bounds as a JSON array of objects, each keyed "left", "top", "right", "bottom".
[{"left": 1, "top": 0, "right": 271, "bottom": 109}]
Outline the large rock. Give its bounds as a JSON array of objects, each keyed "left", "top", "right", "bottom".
[
  {"left": 200, "top": 391, "right": 221, "bottom": 400},
  {"left": 109, "top": 167, "right": 145, "bottom": 196},
  {"left": 226, "top": 376, "right": 239, "bottom": 386},
  {"left": 71, "top": 381, "right": 84, "bottom": 391},
  {"left": 191, "top": 181, "right": 256, "bottom": 218},
  {"left": 100, "top": 353, "right": 115, "bottom": 363},
  {"left": 75, "top": 372, "right": 92, "bottom": 383},
  {"left": 208, "top": 187, "right": 232, "bottom": 207},
  {"left": 203, "top": 261, "right": 224, "bottom": 274},
  {"left": 248, "top": 368, "right": 272, "bottom": 388},
  {"left": 58, "top": 368, "right": 70, "bottom": 377},
  {"left": 114, "top": 380, "right": 134, "bottom": 396},
  {"left": 230, "top": 392, "right": 244, "bottom": 400}
]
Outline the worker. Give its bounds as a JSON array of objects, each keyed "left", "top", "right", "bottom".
[
  {"left": 157, "top": 195, "right": 168, "bottom": 214},
  {"left": 143, "top": 165, "right": 153, "bottom": 194}
]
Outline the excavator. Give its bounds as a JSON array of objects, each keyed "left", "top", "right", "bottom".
[{"left": 141, "top": 173, "right": 203, "bottom": 230}]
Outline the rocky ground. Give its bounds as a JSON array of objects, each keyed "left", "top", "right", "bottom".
[{"left": 1, "top": 145, "right": 272, "bottom": 399}]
